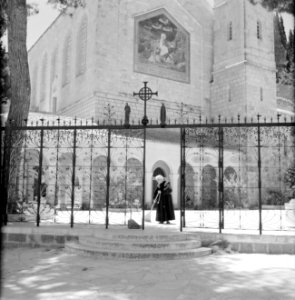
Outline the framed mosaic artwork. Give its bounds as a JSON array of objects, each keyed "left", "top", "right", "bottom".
[{"left": 134, "top": 8, "right": 190, "bottom": 83}]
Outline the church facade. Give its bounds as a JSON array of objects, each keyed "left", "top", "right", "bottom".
[
  {"left": 28, "top": 0, "right": 292, "bottom": 122},
  {"left": 21, "top": 0, "right": 294, "bottom": 217}
]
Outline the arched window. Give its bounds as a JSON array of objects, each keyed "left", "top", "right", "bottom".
[
  {"left": 76, "top": 16, "right": 88, "bottom": 76},
  {"left": 40, "top": 54, "right": 48, "bottom": 107},
  {"left": 228, "top": 85, "right": 232, "bottom": 102},
  {"left": 31, "top": 66, "right": 38, "bottom": 110},
  {"left": 228, "top": 21, "right": 233, "bottom": 41},
  {"left": 50, "top": 49, "right": 58, "bottom": 112},
  {"left": 62, "top": 33, "right": 72, "bottom": 86},
  {"left": 152, "top": 167, "right": 166, "bottom": 201},
  {"left": 50, "top": 49, "right": 57, "bottom": 87},
  {"left": 257, "top": 20, "right": 262, "bottom": 39},
  {"left": 260, "top": 87, "right": 263, "bottom": 101}
]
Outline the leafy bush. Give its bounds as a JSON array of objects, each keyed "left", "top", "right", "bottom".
[{"left": 265, "top": 189, "right": 288, "bottom": 205}]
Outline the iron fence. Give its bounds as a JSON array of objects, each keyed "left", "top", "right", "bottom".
[{"left": 1, "top": 116, "right": 294, "bottom": 233}]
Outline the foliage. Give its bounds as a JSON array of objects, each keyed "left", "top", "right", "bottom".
[
  {"left": 47, "top": 0, "right": 86, "bottom": 16},
  {"left": 274, "top": 13, "right": 295, "bottom": 89},
  {"left": 249, "top": 0, "right": 294, "bottom": 15},
  {"left": 285, "top": 167, "right": 295, "bottom": 190},
  {"left": 264, "top": 189, "right": 288, "bottom": 205},
  {"left": 0, "top": 13, "right": 9, "bottom": 104}
]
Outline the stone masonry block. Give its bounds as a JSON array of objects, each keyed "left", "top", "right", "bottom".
[
  {"left": 8, "top": 233, "right": 26, "bottom": 243},
  {"left": 239, "top": 243, "right": 254, "bottom": 253},
  {"left": 268, "top": 243, "right": 283, "bottom": 254},
  {"left": 66, "top": 235, "right": 79, "bottom": 242},
  {"left": 253, "top": 243, "right": 267, "bottom": 253},
  {"left": 41, "top": 234, "right": 55, "bottom": 244},
  {"left": 55, "top": 235, "right": 65, "bottom": 244}
]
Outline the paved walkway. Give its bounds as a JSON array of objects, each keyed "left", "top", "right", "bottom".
[{"left": 2, "top": 246, "right": 295, "bottom": 300}]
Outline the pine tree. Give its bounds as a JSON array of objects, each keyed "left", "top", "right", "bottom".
[
  {"left": 279, "top": 16, "right": 287, "bottom": 49},
  {"left": 249, "top": 0, "right": 295, "bottom": 15},
  {"left": 273, "top": 13, "right": 287, "bottom": 69},
  {"left": 288, "top": 30, "right": 294, "bottom": 63}
]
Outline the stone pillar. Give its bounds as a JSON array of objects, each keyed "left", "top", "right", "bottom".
[
  {"left": 145, "top": 171, "right": 153, "bottom": 208},
  {"left": 171, "top": 173, "right": 179, "bottom": 209},
  {"left": 284, "top": 199, "right": 295, "bottom": 229}
]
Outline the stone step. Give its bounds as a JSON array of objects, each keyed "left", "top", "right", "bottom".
[
  {"left": 65, "top": 242, "right": 212, "bottom": 260},
  {"left": 92, "top": 232, "right": 197, "bottom": 242},
  {"left": 79, "top": 236, "right": 202, "bottom": 250}
]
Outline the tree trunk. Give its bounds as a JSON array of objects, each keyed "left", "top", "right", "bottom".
[
  {"left": 2, "top": 0, "right": 30, "bottom": 224},
  {"left": 7, "top": 0, "right": 30, "bottom": 124}
]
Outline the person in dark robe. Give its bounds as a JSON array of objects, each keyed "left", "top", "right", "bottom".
[
  {"left": 160, "top": 103, "right": 166, "bottom": 127},
  {"left": 153, "top": 174, "right": 175, "bottom": 224},
  {"left": 124, "top": 103, "right": 131, "bottom": 127}
]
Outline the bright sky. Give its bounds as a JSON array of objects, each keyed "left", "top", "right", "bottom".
[
  {"left": 27, "top": 0, "right": 60, "bottom": 49},
  {"left": 1, "top": 0, "right": 294, "bottom": 49}
]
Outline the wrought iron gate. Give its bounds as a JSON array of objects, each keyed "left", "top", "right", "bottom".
[
  {"left": 3, "top": 121, "right": 145, "bottom": 228},
  {"left": 1, "top": 117, "right": 294, "bottom": 233},
  {"left": 180, "top": 120, "right": 295, "bottom": 233}
]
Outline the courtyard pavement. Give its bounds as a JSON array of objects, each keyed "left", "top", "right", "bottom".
[{"left": 1, "top": 245, "right": 295, "bottom": 300}]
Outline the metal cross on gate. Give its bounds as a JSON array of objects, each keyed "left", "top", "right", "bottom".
[{"left": 133, "top": 81, "right": 158, "bottom": 125}]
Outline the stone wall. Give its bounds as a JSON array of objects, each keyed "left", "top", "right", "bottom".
[
  {"left": 211, "top": 0, "right": 277, "bottom": 118},
  {"left": 28, "top": 0, "right": 213, "bottom": 121}
]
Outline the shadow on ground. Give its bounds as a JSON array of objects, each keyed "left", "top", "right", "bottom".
[{"left": 2, "top": 247, "right": 295, "bottom": 300}]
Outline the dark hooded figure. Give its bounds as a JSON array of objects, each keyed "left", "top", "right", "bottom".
[
  {"left": 124, "top": 103, "right": 131, "bottom": 126},
  {"left": 160, "top": 103, "right": 166, "bottom": 127},
  {"left": 153, "top": 175, "right": 175, "bottom": 224}
]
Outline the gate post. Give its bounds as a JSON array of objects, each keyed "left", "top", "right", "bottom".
[
  {"left": 218, "top": 126, "right": 224, "bottom": 233},
  {"left": 180, "top": 128, "right": 186, "bottom": 231},
  {"left": 70, "top": 125, "right": 77, "bottom": 228},
  {"left": 105, "top": 128, "right": 111, "bottom": 229},
  {"left": 1, "top": 120, "right": 14, "bottom": 226},
  {"left": 141, "top": 126, "right": 146, "bottom": 230},
  {"left": 257, "top": 116, "right": 262, "bottom": 235},
  {"left": 37, "top": 122, "right": 44, "bottom": 227}
]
